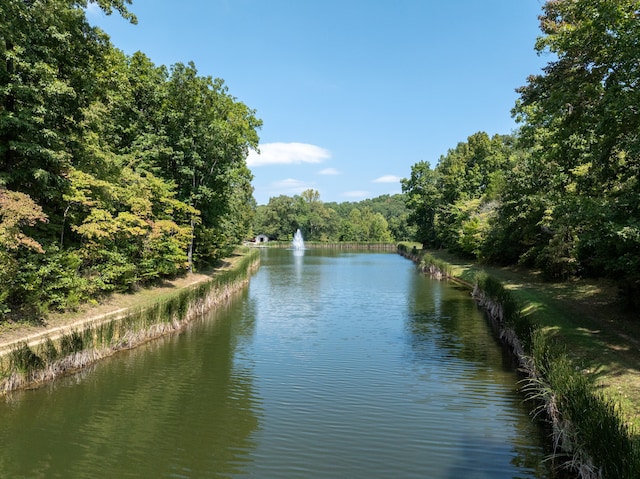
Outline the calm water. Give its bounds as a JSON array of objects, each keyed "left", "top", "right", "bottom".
[{"left": 0, "top": 249, "right": 550, "bottom": 478}]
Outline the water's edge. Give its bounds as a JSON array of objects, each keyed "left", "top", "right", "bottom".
[
  {"left": 0, "top": 249, "right": 260, "bottom": 394},
  {"left": 398, "top": 246, "right": 639, "bottom": 479}
]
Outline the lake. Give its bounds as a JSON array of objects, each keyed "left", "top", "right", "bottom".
[{"left": 0, "top": 248, "right": 550, "bottom": 478}]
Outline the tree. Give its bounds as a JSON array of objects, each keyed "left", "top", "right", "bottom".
[
  {"left": 338, "top": 207, "right": 393, "bottom": 242},
  {"left": 513, "top": 0, "right": 640, "bottom": 290},
  {"left": 401, "top": 161, "right": 441, "bottom": 247},
  {"left": 0, "top": 1, "right": 263, "bottom": 320},
  {"left": 0, "top": 188, "right": 49, "bottom": 316},
  {"left": 254, "top": 195, "right": 300, "bottom": 240},
  {"left": 338, "top": 194, "right": 414, "bottom": 241},
  {"left": 0, "top": 0, "right": 134, "bottom": 211},
  {"left": 403, "top": 133, "right": 517, "bottom": 254},
  {"left": 0, "top": 188, "right": 48, "bottom": 253},
  {"left": 158, "top": 62, "right": 261, "bottom": 268},
  {"left": 296, "top": 189, "right": 334, "bottom": 241}
]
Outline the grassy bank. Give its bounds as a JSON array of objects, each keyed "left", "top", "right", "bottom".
[
  {"left": 398, "top": 243, "right": 640, "bottom": 478},
  {"left": 0, "top": 247, "right": 260, "bottom": 394}
]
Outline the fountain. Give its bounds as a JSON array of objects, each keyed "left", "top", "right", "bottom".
[{"left": 292, "top": 229, "right": 305, "bottom": 250}]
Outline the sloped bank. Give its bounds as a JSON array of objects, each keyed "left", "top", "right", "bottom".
[
  {"left": 397, "top": 244, "right": 640, "bottom": 479},
  {"left": 0, "top": 248, "right": 260, "bottom": 394}
]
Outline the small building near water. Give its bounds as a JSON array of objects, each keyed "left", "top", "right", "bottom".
[{"left": 255, "top": 234, "right": 269, "bottom": 244}]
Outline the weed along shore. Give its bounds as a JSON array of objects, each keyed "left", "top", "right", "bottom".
[
  {"left": 0, "top": 248, "right": 260, "bottom": 395},
  {"left": 398, "top": 244, "right": 640, "bottom": 479}
]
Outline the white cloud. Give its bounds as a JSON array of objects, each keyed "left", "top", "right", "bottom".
[
  {"left": 318, "top": 168, "right": 340, "bottom": 175},
  {"left": 247, "top": 142, "right": 331, "bottom": 167},
  {"left": 342, "top": 190, "right": 370, "bottom": 198},
  {"left": 372, "top": 175, "right": 402, "bottom": 183}
]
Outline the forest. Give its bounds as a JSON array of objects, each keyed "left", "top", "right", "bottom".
[
  {"left": 0, "top": 0, "right": 412, "bottom": 321},
  {"left": 253, "top": 190, "right": 414, "bottom": 243},
  {"left": 402, "top": 0, "right": 640, "bottom": 309},
  {"left": 2, "top": 0, "right": 640, "bottom": 318},
  {"left": 0, "top": 0, "right": 261, "bottom": 319}
]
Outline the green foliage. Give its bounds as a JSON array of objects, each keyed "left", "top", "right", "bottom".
[
  {"left": 39, "top": 338, "right": 59, "bottom": 365},
  {"left": 0, "top": 2, "right": 261, "bottom": 320},
  {"left": 60, "top": 331, "right": 84, "bottom": 356},
  {"left": 508, "top": 0, "right": 640, "bottom": 290},
  {"left": 470, "top": 270, "right": 640, "bottom": 477},
  {"left": 402, "top": 132, "right": 514, "bottom": 252},
  {"left": 155, "top": 62, "right": 261, "bottom": 267},
  {"left": 0, "top": 189, "right": 48, "bottom": 253},
  {"left": 254, "top": 190, "right": 397, "bottom": 243},
  {"left": 401, "top": 0, "right": 640, "bottom": 301},
  {"left": 474, "top": 272, "right": 535, "bottom": 350},
  {"left": 326, "top": 194, "right": 414, "bottom": 241},
  {"left": 401, "top": 161, "right": 441, "bottom": 247}
]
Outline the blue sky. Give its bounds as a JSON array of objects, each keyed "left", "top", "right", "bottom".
[{"left": 87, "top": 1, "right": 549, "bottom": 205}]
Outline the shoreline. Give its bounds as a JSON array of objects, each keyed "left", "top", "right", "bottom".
[
  {"left": 0, "top": 248, "right": 260, "bottom": 393},
  {"left": 398, "top": 244, "right": 640, "bottom": 478}
]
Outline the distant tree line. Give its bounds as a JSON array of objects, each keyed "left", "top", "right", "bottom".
[
  {"left": 402, "top": 0, "right": 640, "bottom": 308},
  {"left": 0, "top": 1, "right": 261, "bottom": 319},
  {"left": 253, "top": 190, "right": 414, "bottom": 243}
]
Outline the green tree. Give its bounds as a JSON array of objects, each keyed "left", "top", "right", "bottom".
[
  {"left": 158, "top": 62, "right": 260, "bottom": 268},
  {"left": 512, "top": 0, "right": 640, "bottom": 290},
  {"left": 401, "top": 161, "right": 441, "bottom": 247},
  {"left": 403, "top": 133, "right": 516, "bottom": 253},
  {"left": 0, "top": 0, "right": 134, "bottom": 211},
  {"left": 338, "top": 207, "right": 392, "bottom": 242},
  {"left": 347, "top": 194, "right": 414, "bottom": 241},
  {"left": 0, "top": 1, "right": 264, "bottom": 320},
  {"left": 254, "top": 195, "right": 300, "bottom": 240},
  {"left": 296, "top": 189, "right": 335, "bottom": 241}
]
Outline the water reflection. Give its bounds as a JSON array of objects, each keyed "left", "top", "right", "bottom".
[
  {"left": 0, "top": 294, "right": 260, "bottom": 478},
  {"left": 0, "top": 250, "right": 550, "bottom": 478},
  {"left": 407, "top": 274, "right": 549, "bottom": 478}
]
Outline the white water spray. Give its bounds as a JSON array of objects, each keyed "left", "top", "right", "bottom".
[{"left": 292, "top": 229, "right": 305, "bottom": 250}]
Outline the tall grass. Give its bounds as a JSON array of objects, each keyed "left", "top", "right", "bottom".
[
  {"left": 524, "top": 330, "right": 640, "bottom": 478},
  {"left": 39, "top": 337, "right": 59, "bottom": 364},
  {"left": 474, "top": 272, "right": 535, "bottom": 352},
  {"left": 0, "top": 248, "right": 260, "bottom": 393},
  {"left": 9, "top": 342, "right": 43, "bottom": 375}
]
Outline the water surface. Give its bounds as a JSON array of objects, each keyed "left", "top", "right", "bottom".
[{"left": 0, "top": 249, "right": 550, "bottom": 478}]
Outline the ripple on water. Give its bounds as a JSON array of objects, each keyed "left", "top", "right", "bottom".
[{"left": 0, "top": 251, "right": 549, "bottom": 479}]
